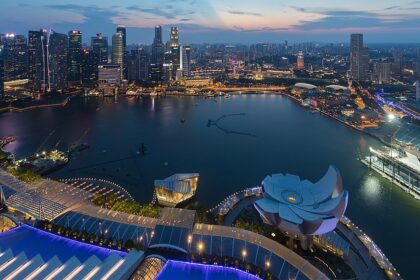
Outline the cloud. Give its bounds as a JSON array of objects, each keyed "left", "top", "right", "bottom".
[{"left": 227, "top": 10, "right": 263, "bottom": 17}]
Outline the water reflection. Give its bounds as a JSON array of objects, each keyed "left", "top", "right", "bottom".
[{"left": 360, "top": 174, "right": 383, "bottom": 204}]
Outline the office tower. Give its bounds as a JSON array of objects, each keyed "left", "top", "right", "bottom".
[
  {"left": 169, "top": 27, "right": 179, "bottom": 48},
  {"left": 1, "top": 34, "right": 27, "bottom": 82},
  {"left": 350, "top": 34, "right": 369, "bottom": 81},
  {"left": 278, "top": 57, "right": 289, "bottom": 70},
  {"left": 149, "top": 63, "right": 162, "bottom": 83},
  {"left": 162, "top": 51, "right": 173, "bottom": 83},
  {"left": 91, "top": 34, "right": 108, "bottom": 65},
  {"left": 373, "top": 60, "right": 391, "bottom": 84},
  {"left": 180, "top": 45, "right": 191, "bottom": 77},
  {"left": 138, "top": 48, "right": 149, "bottom": 82},
  {"left": 28, "top": 29, "right": 48, "bottom": 93},
  {"left": 151, "top": 25, "right": 164, "bottom": 65},
  {"left": 49, "top": 31, "right": 68, "bottom": 91},
  {"left": 68, "top": 30, "right": 82, "bottom": 85},
  {"left": 112, "top": 31, "right": 124, "bottom": 80},
  {"left": 296, "top": 51, "right": 304, "bottom": 69},
  {"left": 128, "top": 49, "right": 140, "bottom": 82},
  {"left": 116, "top": 26, "right": 127, "bottom": 79},
  {"left": 170, "top": 45, "right": 180, "bottom": 79},
  {"left": 81, "top": 48, "right": 96, "bottom": 87}
]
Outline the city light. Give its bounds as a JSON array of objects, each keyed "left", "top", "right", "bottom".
[{"left": 197, "top": 242, "right": 204, "bottom": 252}]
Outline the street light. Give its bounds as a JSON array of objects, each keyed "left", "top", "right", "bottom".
[
  {"left": 265, "top": 260, "right": 271, "bottom": 268},
  {"left": 197, "top": 241, "right": 204, "bottom": 252}
]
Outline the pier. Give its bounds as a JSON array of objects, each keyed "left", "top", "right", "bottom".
[{"left": 362, "top": 147, "right": 420, "bottom": 199}]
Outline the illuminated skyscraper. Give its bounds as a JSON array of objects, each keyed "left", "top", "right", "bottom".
[
  {"left": 1, "top": 33, "right": 27, "bottom": 82},
  {"left": 180, "top": 45, "right": 191, "bottom": 77},
  {"left": 91, "top": 34, "right": 108, "bottom": 65},
  {"left": 81, "top": 48, "right": 96, "bottom": 87},
  {"left": 49, "top": 31, "right": 68, "bottom": 91},
  {"left": 116, "top": 26, "right": 127, "bottom": 79},
  {"left": 296, "top": 51, "right": 304, "bottom": 69},
  {"left": 68, "top": 30, "right": 82, "bottom": 85},
  {"left": 151, "top": 25, "right": 164, "bottom": 65},
  {"left": 350, "top": 34, "right": 369, "bottom": 81},
  {"left": 169, "top": 27, "right": 179, "bottom": 48},
  {"left": 28, "top": 29, "right": 48, "bottom": 93},
  {"left": 112, "top": 31, "right": 124, "bottom": 79}
]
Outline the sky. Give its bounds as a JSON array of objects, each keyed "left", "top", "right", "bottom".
[{"left": 1, "top": 0, "right": 420, "bottom": 44}]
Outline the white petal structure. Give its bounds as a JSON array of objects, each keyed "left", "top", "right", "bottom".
[{"left": 254, "top": 166, "right": 348, "bottom": 236}]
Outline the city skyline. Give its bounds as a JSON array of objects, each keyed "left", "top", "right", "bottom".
[{"left": 1, "top": 1, "right": 420, "bottom": 44}]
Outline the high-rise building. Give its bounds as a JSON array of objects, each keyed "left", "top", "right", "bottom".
[
  {"left": 151, "top": 26, "right": 164, "bottom": 65},
  {"left": 350, "top": 34, "right": 369, "bottom": 81},
  {"left": 170, "top": 45, "right": 180, "bottom": 79},
  {"left": 162, "top": 51, "right": 173, "bottom": 83},
  {"left": 116, "top": 26, "right": 127, "bottom": 79},
  {"left": 112, "top": 31, "right": 124, "bottom": 80},
  {"left": 28, "top": 29, "right": 48, "bottom": 93},
  {"left": 81, "top": 48, "right": 96, "bottom": 87},
  {"left": 296, "top": 51, "right": 304, "bottom": 69},
  {"left": 91, "top": 34, "right": 108, "bottom": 65},
  {"left": 49, "top": 31, "right": 68, "bottom": 91},
  {"left": 180, "top": 45, "right": 191, "bottom": 77},
  {"left": 373, "top": 60, "right": 391, "bottom": 84},
  {"left": 154, "top": 25, "right": 162, "bottom": 45},
  {"left": 138, "top": 48, "right": 149, "bottom": 82},
  {"left": 1, "top": 33, "right": 27, "bottom": 82},
  {"left": 149, "top": 63, "right": 162, "bottom": 83},
  {"left": 169, "top": 27, "right": 179, "bottom": 48},
  {"left": 68, "top": 30, "right": 82, "bottom": 85}
]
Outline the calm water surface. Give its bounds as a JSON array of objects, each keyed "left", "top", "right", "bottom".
[{"left": 0, "top": 95, "right": 418, "bottom": 279}]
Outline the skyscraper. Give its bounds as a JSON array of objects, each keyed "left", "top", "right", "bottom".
[
  {"left": 49, "top": 31, "right": 68, "bottom": 91},
  {"left": 296, "top": 51, "right": 304, "bottom": 69},
  {"left": 112, "top": 31, "right": 124, "bottom": 79},
  {"left": 169, "top": 27, "right": 179, "bottom": 48},
  {"left": 116, "top": 26, "right": 127, "bottom": 79},
  {"left": 81, "top": 48, "right": 96, "bottom": 87},
  {"left": 138, "top": 48, "right": 149, "bottom": 82},
  {"left": 151, "top": 26, "right": 164, "bottom": 65},
  {"left": 373, "top": 60, "right": 391, "bottom": 84},
  {"left": 180, "top": 45, "right": 191, "bottom": 77},
  {"left": 68, "top": 30, "right": 82, "bottom": 85},
  {"left": 1, "top": 33, "right": 27, "bottom": 82},
  {"left": 350, "top": 34, "right": 369, "bottom": 81},
  {"left": 154, "top": 25, "right": 162, "bottom": 45},
  {"left": 28, "top": 29, "right": 48, "bottom": 93},
  {"left": 91, "top": 34, "right": 108, "bottom": 65}
]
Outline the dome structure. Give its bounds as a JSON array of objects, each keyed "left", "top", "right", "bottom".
[{"left": 254, "top": 166, "right": 348, "bottom": 236}]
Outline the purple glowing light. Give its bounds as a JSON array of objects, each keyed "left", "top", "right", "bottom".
[
  {"left": 0, "top": 224, "right": 126, "bottom": 262},
  {"left": 155, "top": 260, "right": 261, "bottom": 280}
]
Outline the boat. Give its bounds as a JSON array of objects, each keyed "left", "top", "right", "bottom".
[{"left": 180, "top": 119, "right": 186, "bottom": 123}]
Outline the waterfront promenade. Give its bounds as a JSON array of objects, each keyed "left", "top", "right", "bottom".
[{"left": 0, "top": 170, "right": 329, "bottom": 280}]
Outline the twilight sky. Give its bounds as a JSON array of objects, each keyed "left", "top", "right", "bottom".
[{"left": 1, "top": 0, "right": 420, "bottom": 44}]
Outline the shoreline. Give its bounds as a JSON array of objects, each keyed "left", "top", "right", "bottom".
[{"left": 0, "top": 97, "right": 69, "bottom": 113}]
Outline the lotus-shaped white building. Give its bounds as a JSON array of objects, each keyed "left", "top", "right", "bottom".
[{"left": 254, "top": 166, "right": 348, "bottom": 236}]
